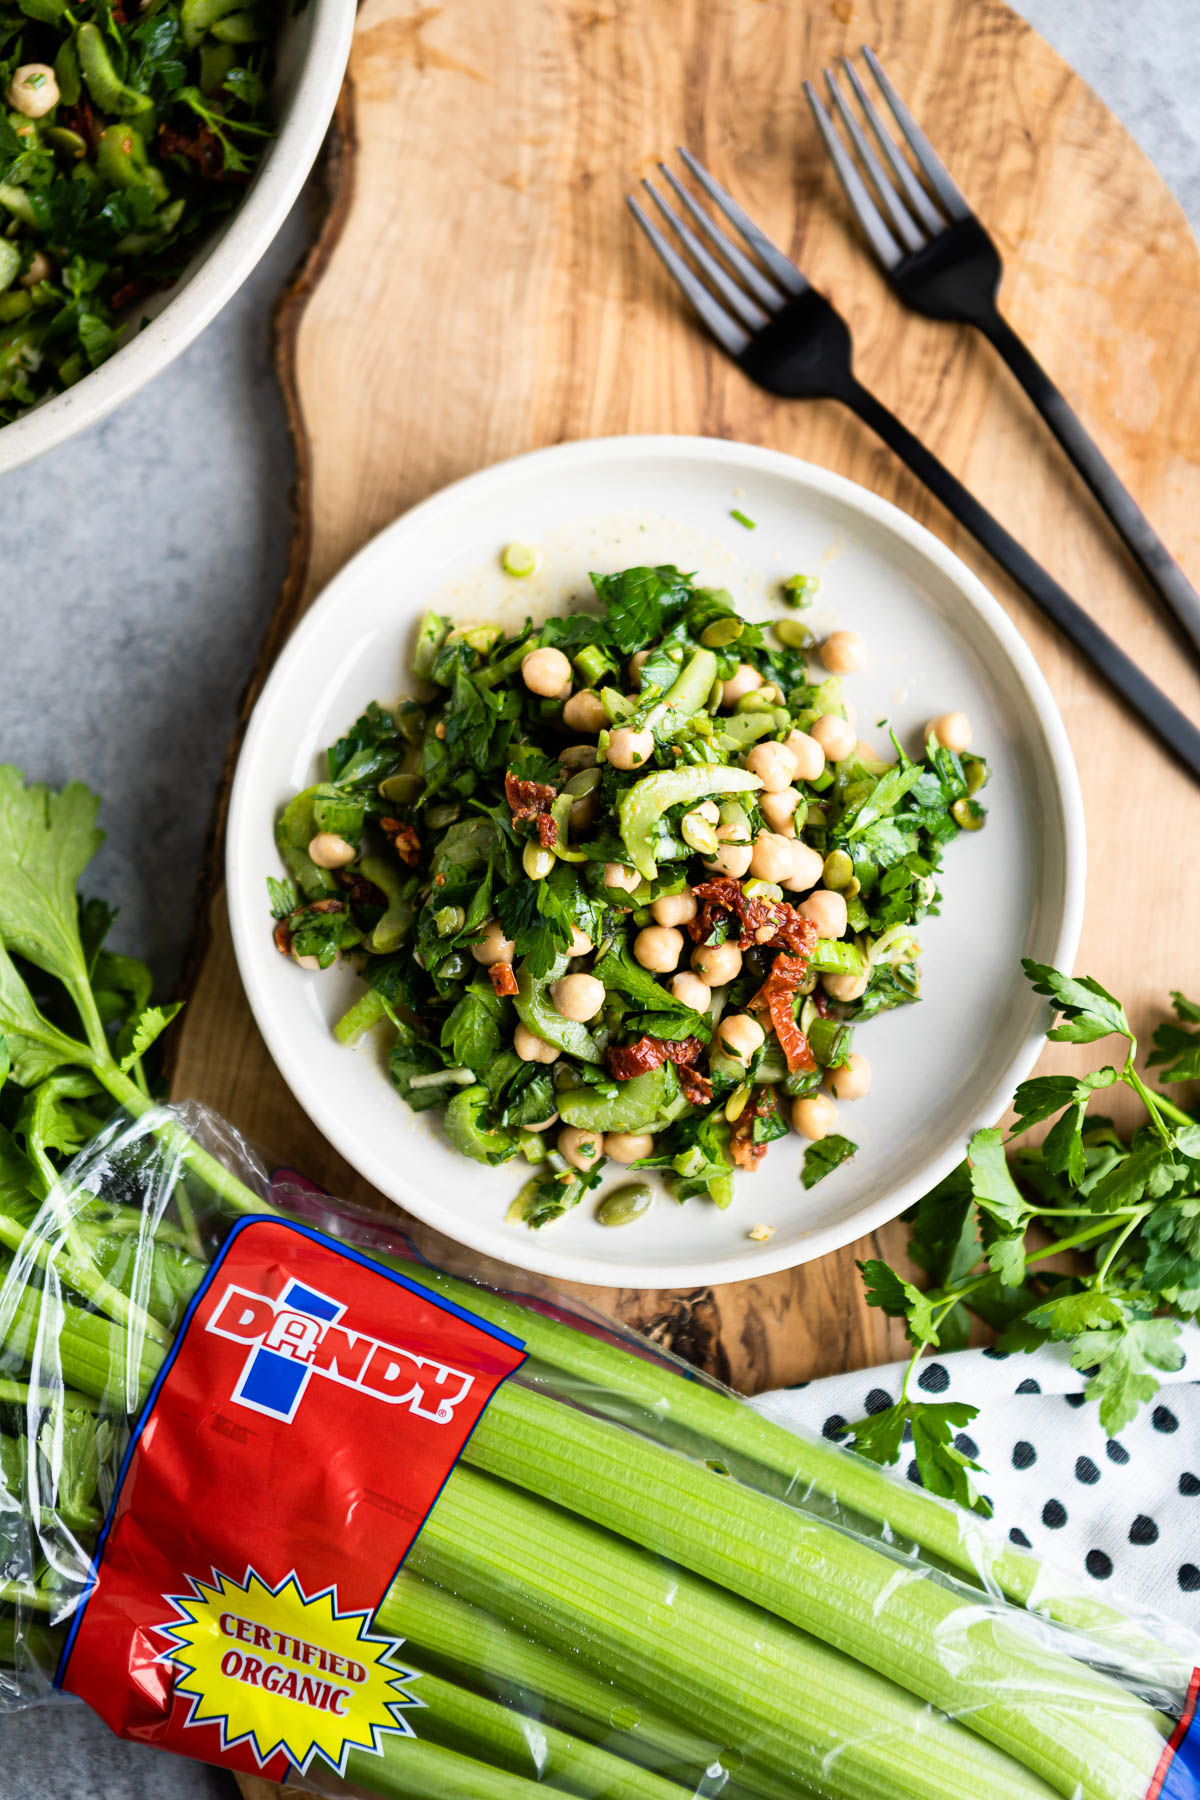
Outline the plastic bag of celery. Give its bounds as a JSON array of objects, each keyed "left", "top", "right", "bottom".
[{"left": 2, "top": 1106, "right": 1199, "bottom": 1800}]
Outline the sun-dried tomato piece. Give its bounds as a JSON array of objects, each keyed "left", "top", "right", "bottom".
[
  {"left": 59, "top": 97, "right": 100, "bottom": 155},
  {"left": 605, "top": 1034, "right": 705, "bottom": 1081},
  {"left": 729, "top": 1089, "right": 780, "bottom": 1171},
  {"left": 489, "top": 962, "right": 519, "bottom": 998},
  {"left": 334, "top": 869, "right": 388, "bottom": 914},
  {"left": 536, "top": 811, "right": 558, "bottom": 849},
  {"left": 505, "top": 770, "right": 557, "bottom": 824},
  {"left": 159, "top": 121, "right": 250, "bottom": 185},
  {"left": 381, "top": 818, "right": 421, "bottom": 867},
  {"left": 748, "top": 952, "right": 818, "bottom": 1074},
  {"left": 677, "top": 1064, "right": 714, "bottom": 1106},
  {"left": 689, "top": 878, "right": 818, "bottom": 958}
]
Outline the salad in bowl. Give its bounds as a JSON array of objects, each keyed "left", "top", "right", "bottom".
[{"left": 268, "top": 560, "right": 988, "bottom": 1232}]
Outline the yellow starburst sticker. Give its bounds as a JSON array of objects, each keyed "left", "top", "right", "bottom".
[{"left": 157, "top": 1568, "right": 420, "bottom": 1776}]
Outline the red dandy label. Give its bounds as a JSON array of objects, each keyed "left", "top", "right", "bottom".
[{"left": 57, "top": 1217, "right": 525, "bottom": 1781}]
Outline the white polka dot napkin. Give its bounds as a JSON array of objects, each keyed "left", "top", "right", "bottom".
[{"left": 751, "top": 1322, "right": 1200, "bottom": 1629}]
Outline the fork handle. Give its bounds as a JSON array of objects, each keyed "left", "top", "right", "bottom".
[
  {"left": 979, "top": 308, "right": 1200, "bottom": 666},
  {"left": 842, "top": 378, "right": 1200, "bottom": 785}
]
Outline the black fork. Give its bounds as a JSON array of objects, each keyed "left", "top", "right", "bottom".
[
  {"left": 627, "top": 150, "right": 1200, "bottom": 786},
  {"left": 806, "top": 47, "right": 1200, "bottom": 667}
]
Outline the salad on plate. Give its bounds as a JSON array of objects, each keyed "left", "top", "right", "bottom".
[{"left": 268, "top": 560, "right": 989, "bottom": 1231}]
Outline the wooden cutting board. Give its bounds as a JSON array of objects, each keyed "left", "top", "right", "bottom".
[{"left": 172, "top": 0, "right": 1200, "bottom": 1425}]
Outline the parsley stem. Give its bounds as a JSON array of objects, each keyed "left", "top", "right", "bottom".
[
  {"left": 1123, "top": 1058, "right": 1177, "bottom": 1147},
  {"left": 1093, "top": 1213, "right": 1143, "bottom": 1289}
]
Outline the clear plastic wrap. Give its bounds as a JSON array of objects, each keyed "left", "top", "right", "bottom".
[{"left": 1, "top": 1101, "right": 1198, "bottom": 1800}]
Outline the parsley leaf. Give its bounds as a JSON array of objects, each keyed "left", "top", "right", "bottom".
[
  {"left": 849, "top": 1400, "right": 988, "bottom": 1514},
  {"left": 856, "top": 1258, "right": 941, "bottom": 1346},
  {"left": 1071, "top": 1314, "right": 1184, "bottom": 1435},
  {"left": 1148, "top": 992, "right": 1200, "bottom": 1084},
  {"left": 1021, "top": 959, "right": 1131, "bottom": 1044},
  {"left": 966, "top": 1126, "right": 1029, "bottom": 1229},
  {"left": 590, "top": 565, "right": 696, "bottom": 653}
]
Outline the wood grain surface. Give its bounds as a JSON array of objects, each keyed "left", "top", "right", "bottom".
[{"left": 173, "top": 0, "right": 1200, "bottom": 1427}]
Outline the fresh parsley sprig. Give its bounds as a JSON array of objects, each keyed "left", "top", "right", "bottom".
[{"left": 849, "top": 959, "right": 1199, "bottom": 1511}]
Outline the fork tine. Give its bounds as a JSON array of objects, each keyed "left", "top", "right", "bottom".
[
  {"left": 861, "top": 45, "right": 970, "bottom": 223},
  {"left": 803, "top": 81, "right": 902, "bottom": 270},
  {"left": 675, "top": 146, "right": 808, "bottom": 298},
  {"left": 658, "top": 164, "right": 788, "bottom": 312},
  {"left": 642, "top": 181, "right": 772, "bottom": 331},
  {"left": 824, "top": 66, "right": 926, "bottom": 254},
  {"left": 626, "top": 196, "right": 751, "bottom": 357},
  {"left": 840, "top": 55, "right": 944, "bottom": 236}
]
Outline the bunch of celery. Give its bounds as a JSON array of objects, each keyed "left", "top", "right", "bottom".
[{"left": 0, "top": 766, "right": 1195, "bottom": 1800}]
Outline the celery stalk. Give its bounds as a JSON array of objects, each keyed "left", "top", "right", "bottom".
[
  {"left": 408, "top": 1465, "right": 1061, "bottom": 1800},
  {"left": 345, "top": 1732, "right": 579, "bottom": 1799},
  {"left": 384, "top": 1576, "right": 793, "bottom": 1800},
  {"left": 467, "top": 1384, "right": 1168, "bottom": 1800},
  {"left": 396, "top": 1261, "right": 1185, "bottom": 1677}
]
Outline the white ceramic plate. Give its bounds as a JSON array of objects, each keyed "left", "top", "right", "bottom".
[
  {"left": 227, "top": 436, "right": 1084, "bottom": 1289},
  {"left": 0, "top": 0, "right": 354, "bottom": 477}
]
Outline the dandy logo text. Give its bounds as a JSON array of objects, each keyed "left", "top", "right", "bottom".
[{"left": 207, "top": 1278, "right": 475, "bottom": 1425}]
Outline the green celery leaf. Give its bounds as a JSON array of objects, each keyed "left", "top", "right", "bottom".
[
  {"left": 0, "top": 768, "right": 102, "bottom": 1006},
  {"left": 1021, "top": 959, "right": 1131, "bottom": 1044},
  {"left": 118, "top": 1003, "right": 182, "bottom": 1072},
  {"left": 801, "top": 1134, "right": 856, "bottom": 1188},
  {"left": 966, "top": 1126, "right": 1029, "bottom": 1229},
  {"left": 0, "top": 942, "right": 85, "bottom": 1086},
  {"left": 1071, "top": 1314, "right": 1184, "bottom": 1435}
]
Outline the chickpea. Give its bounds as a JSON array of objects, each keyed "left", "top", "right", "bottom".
[
  {"left": 550, "top": 972, "right": 606, "bottom": 1022},
  {"left": 558, "top": 1125, "right": 605, "bottom": 1171},
  {"left": 792, "top": 1091, "right": 839, "bottom": 1140},
  {"left": 691, "top": 940, "right": 742, "bottom": 986},
  {"left": 294, "top": 952, "right": 332, "bottom": 972},
  {"left": 823, "top": 969, "right": 869, "bottom": 1003},
  {"left": 471, "top": 919, "right": 515, "bottom": 966},
  {"left": 7, "top": 63, "right": 58, "bottom": 118},
  {"left": 563, "top": 689, "right": 608, "bottom": 733},
  {"left": 629, "top": 650, "right": 651, "bottom": 681},
  {"left": 652, "top": 889, "right": 697, "bottom": 928},
  {"left": 18, "top": 250, "right": 53, "bottom": 289},
  {"left": 716, "top": 1012, "right": 765, "bottom": 1065},
  {"left": 669, "top": 971, "right": 712, "bottom": 1011},
  {"left": 521, "top": 646, "right": 572, "bottom": 698},
  {"left": 826, "top": 1052, "right": 871, "bottom": 1101},
  {"left": 702, "top": 823, "right": 753, "bottom": 880},
  {"left": 514, "top": 1022, "right": 560, "bottom": 1064},
  {"left": 744, "top": 739, "right": 799, "bottom": 793},
  {"left": 434, "top": 721, "right": 446, "bottom": 739},
  {"left": 523, "top": 1110, "right": 560, "bottom": 1133},
  {"left": 603, "top": 861, "right": 641, "bottom": 894},
  {"left": 810, "top": 713, "right": 856, "bottom": 762},
  {"left": 926, "top": 711, "right": 972, "bottom": 753},
  {"left": 748, "top": 830, "right": 797, "bottom": 883},
  {"left": 567, "top": 923, "right": 594, "bottom": 957},
  {"left": 819, "top": 630, "right": 866, "bottom": 674},
  {"left": 607, "top": 726, "right": 655, "bottom": 771},
  {"left": 634, "top": 924, "right": 683, "bottom": 973},
  {"left": 799, "top": 888, "right": 849, "bottom": 939},
  {"left": 781, "top": 842, "right": 825, "bottom": 893},
  {"left": 606, "top": 1131, "right": 654, "bottom": 1164},
  {"left": 307, "top": 832, "right": 356, "bottom": 869},
  {"left": 721, "top": 663, "right": 763, "bottom": 708},
  {"left": 855, "top": 741, "right": 882, "bottom": 763},
  {"left": 759, "top": 787, "right": 799, "bottom": 835},
  {"left": 783, "top": 729, "right": 825, "bottom": 783}
]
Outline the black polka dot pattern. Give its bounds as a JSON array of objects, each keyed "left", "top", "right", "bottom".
[
  {"left": 1180, "top": 1565, "right": 1200, "bottom": 1593},
  {"left": 1086, "top": 1549, "right": 1113, "bottom": 1580},
  {"left": 1042, "top": 1498, "right": 1068, "bottom": 1529},
  {"left": 917, "top": 1362, "right": 950, "bottom": 1394},
  {"left": 1064, "top": 1393, "right": 1086, "bottom": 1409},
  {"left": 1130, "top": 1514, "right": 1160, "bottom": 1546},
  {"left": 1074, "top": 1456, "right": 1100, "bottom": 1486},
  {"left": 822, "top": 1415, "right": 848, "bottom": 1442},
  {"left": 1011, "top": 1440, "right": 1037, "bottom": 1471},
  {"left": 1180, "top": 1472, "right": 1200, "bottom": 1497},
  {"left": 981, "top": 1346, "right": 1009, "bottom": 1360},
  {"left": 864, "top": 1388, "right": 893, "bottom": 1415},
  {"left": 1008, "top": 1527, "right": 1031, "bottom": 1548},
  {"left": 954, "top": 1432, "right": 979, "bottom": 1459},
  {"left": 1015, "top": 1377, "right": 1041, "bottom": 1395},
  {"left": 906, "top": 1460, "right": 924, "bottom": 1486},
  {"left": 1152, "top": 1406, "right": 1179, "bottom": 1434},
  {"left": 1105, "top": 1439, "right": 1130, "bottom": 1465}
]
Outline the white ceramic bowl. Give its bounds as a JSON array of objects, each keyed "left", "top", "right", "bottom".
[
  {"left": 227, "top": 436, "right": 1085, "bottom": 1289},
  {"left": 0, "top": 0, "right": 354, "bottom": 477}
]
